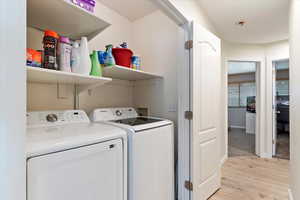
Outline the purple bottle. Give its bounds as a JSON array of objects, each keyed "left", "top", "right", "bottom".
[{"left": 57, "top": 36, "right": 72, "bottom": 72}]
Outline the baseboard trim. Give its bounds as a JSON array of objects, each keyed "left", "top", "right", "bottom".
[
  {"left": 259, "top": 152, "right": 272, "bottom": 159},
  {"left": 229, "top": 125, "right": 246, "bottom": 129},
  {"left": 288, "top": 189, "right": 294, "bottom": 200},
  {"left": 220, "top": 154, "right": 228, "bottom": 166}
]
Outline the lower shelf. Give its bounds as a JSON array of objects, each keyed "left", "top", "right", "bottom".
[
  {"left": 27, "top": 66, "right": 112, "bottom": 92},
  {"left": 103, "top": 65, "right": 163, "bottom": 81}
]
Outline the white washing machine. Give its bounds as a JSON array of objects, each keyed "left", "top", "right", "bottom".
[
  {"left": 26, "top": 110, "right": 127, "bottom": 200},
  {"left": 90, "top": 107, "right": 174, "bottom": 200}
]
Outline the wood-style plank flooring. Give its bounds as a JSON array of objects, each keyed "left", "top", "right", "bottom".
[
  {"left": 228, "top": 128, "right": 255, "bottom": 157},
  {"left": 275, "top": 132, "right": 290, "bottom": 160},
  {"left": 209, "top": 156, "right": 289, "bottom": 200}
]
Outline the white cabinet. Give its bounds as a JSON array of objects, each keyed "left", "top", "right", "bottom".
[{"left": 246, "top": 112, "right": 256, "bottom": 134}]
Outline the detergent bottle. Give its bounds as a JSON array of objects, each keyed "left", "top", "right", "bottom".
[
  {"left": 104, "top": 44, "right": 115, "bottom": 66},
  {"left": 90, "top": 50, "right": 102, "bottom": 76}
]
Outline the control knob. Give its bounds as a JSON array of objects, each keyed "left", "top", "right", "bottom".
[
  {"left": 115, "top": 110, "right": 122, "bottom": 116},
  {"left": 46, "top": 114, "right": 58, "bottom": 122}
]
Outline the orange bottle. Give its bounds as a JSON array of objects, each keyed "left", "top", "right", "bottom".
[{"left": 43, "top": 30, "right": 59, "bottom": 70}]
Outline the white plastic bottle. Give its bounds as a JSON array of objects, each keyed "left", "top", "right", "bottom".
[
  {"left": 71, "top": 41, "right": 81, "bottom": 73},
  {"left": 79, "top": 37, "right": 91, "bottom": 75}
]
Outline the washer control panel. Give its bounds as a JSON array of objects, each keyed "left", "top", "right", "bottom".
[
  {"left": 90, "top": 107, "right": 138, "bottom": 121},
  {"left": 27, "top": 110, "right": 90, "bottom": 127}
]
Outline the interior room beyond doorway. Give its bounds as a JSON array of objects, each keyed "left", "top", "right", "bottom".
[
  {"left": 273, "top": 59, "right": 290, "bottom": 160},
  {"left": 228, "top": 61, "right": 258, "bottom": 157}
]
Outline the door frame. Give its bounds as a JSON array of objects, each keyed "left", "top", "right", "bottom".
[
  {"left": 177, "top": 22, "right": 192, "bottom": 200},
  {"left": 177, "top": 22, "right": 222, "bottom": 200},
  {"left": 224, "top": 58, "right": 265, "bottom": 157},
  {"left": 146, "top": 1, "right": 223, "bottom": 200},
  {"left": 148, "top": 1, "right": 191, "bottom": 200}
]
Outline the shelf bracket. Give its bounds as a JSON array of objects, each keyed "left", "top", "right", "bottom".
[
  {"left": 74, "top": 85, "right": 79, "bottom": 110},
  {"left": 73, "top": 82, "right": 107, "bottom": 109},
  {"left": 77, "top": 82, "right": 107, "bottom": 94}
]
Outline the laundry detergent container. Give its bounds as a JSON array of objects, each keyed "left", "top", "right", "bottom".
[{"left": 112, "top": 48, "right": 133, "bottom": 68}]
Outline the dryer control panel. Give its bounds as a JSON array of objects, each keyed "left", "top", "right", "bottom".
[{"left": 27, "top": 110, "right": 90, "bottom": 127}]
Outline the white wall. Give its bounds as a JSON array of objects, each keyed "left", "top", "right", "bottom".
[
  {"left": 289, "top": 0, "right": 300, "bottom": 199},
  {"left": 79, "top": 80, "right": 134, "bottom": 114},
  {"left": 221, "top": 40, "right": 289, "bottom": 159},
  {"left": 131, "top": 10, "right": 181, "bottom": 124},
  {"left": 0, "top": 1, "right": 26, "bottom": 200}
]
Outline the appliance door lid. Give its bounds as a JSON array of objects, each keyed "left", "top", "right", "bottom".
[
  {"left": 27, "top": 139, "right": 124, "bottom": 200},
  {"left": 112, "top": 117, "right": 164, "bottom": 126},
  {"left": 111, "top": 117, "right": 173, "bottom": 132}
]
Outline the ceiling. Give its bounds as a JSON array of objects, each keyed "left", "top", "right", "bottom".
[
  {"left": 97, "top": 0, "right": 157, "bottom": 21},
  {"left": 197, "top": 0, "right": 289, "bottom": 44}
]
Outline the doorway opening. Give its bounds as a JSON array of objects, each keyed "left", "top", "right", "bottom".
[
  {"left": 272, "top": 59, "right": 290, "bottom": 160},
  {"left": 227, "top": 61, "right": 259, "bottom": 157}
]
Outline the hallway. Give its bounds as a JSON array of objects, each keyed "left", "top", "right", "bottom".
[
  {"left": 228, "top": 128, "right": 255, "bottom": 157},
  {"left": 209, "top": 156, "right": 289, "bottom": 200}
]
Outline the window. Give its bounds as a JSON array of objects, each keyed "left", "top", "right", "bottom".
[
  {"left": 228, "top": 61, "right": 256, "bottom": 75},
  {"left": 228, "top": 82, "right": 256, "bottom": 107},
  {"left": 228, "top": 84, "right": 239, "bottom": 107},
  {"left": 276, "top": 80, "right": 289, "bottom": 96},
  {"left": 240, "top": 82, "right": 256, "bottom": 106}
]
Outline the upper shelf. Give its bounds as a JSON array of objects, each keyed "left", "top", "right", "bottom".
[
  {"left": 27, "top": 66, "right": 112, "bottom": 92},
  {"left": 27, "top": 0, "right": 110, "bottom": 41},
  {"left": 103, "top": 65, "right": 163, "bottom": 81}
]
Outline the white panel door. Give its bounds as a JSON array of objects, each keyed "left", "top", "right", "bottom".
[
  {"left": 190, "top": 22, "right": 221, "bottom": 200},
  {"left": 27, "top": 139, "right": 124, "bottom": 200}
]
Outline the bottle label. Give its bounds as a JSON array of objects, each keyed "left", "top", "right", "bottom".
[{"left": 43, "top": 36, "right": 58, "bottom": 70}]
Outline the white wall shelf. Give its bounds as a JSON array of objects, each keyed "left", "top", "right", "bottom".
[
  {"left": 103, "top": 65, "right": 163, "bottom": 81},
  {"left": 27, "top": 66, "right": 112, "bottom": 93},
  {"left": 27, "top": 0, "right": 110, "bottom": 41}
]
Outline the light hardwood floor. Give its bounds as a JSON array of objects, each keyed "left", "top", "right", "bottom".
[
  {"left": 228, "top": 128, "right": 255, "bottom": 157},
  {"left": 209, "top": 156, "right": 289, "bottom": 200}
]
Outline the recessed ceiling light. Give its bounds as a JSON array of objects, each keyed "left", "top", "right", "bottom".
[{"left": 235, "top": 20, "right": 246, "bottom": 26}]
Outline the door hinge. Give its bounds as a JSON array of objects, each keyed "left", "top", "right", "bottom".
[
  {"left": 272, "top": 139, "right": 275, "bottom": 144},
  {"left": 185, "top": 40, "right": 193, "bottom": 49},
  {"left": 185, "top": 111, "right": 193, "bottom": 120},
  {"left": 185, "top": 180, "right": 193, "bottom": 191}
]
